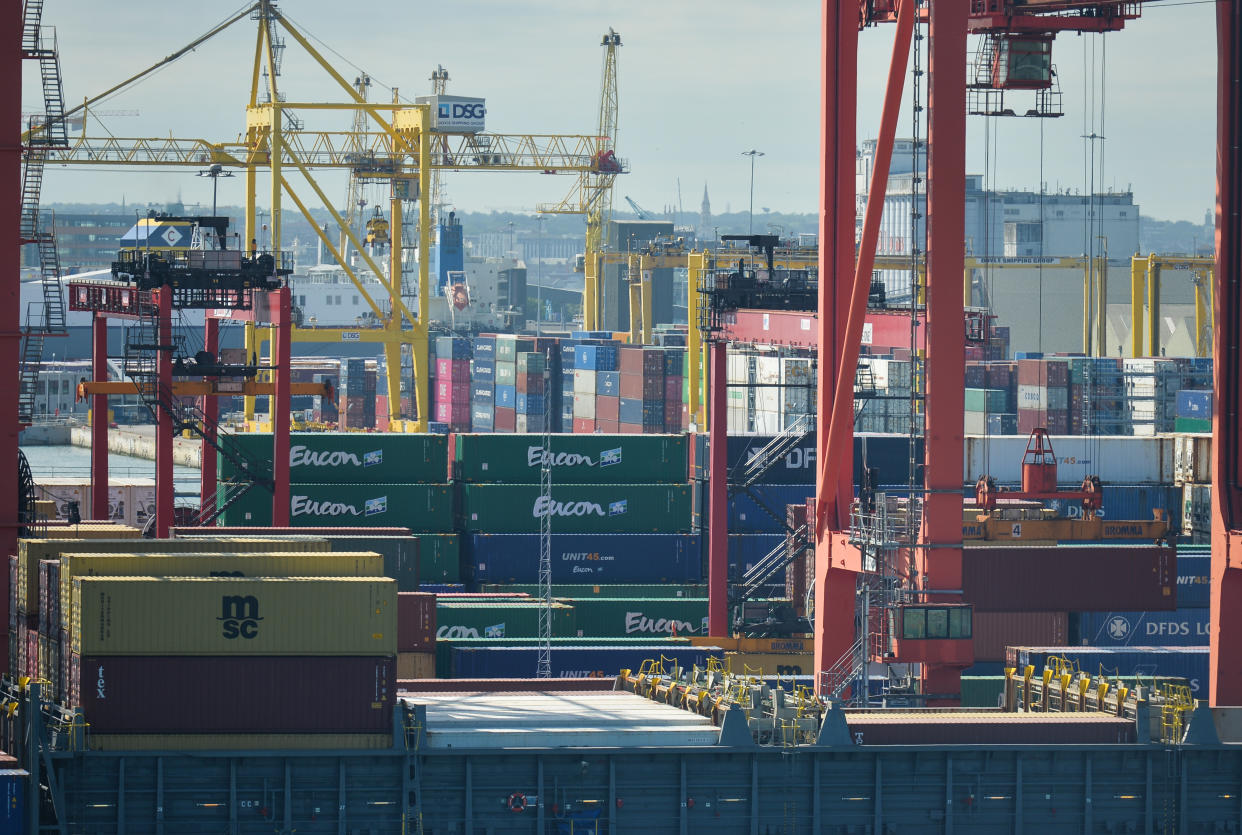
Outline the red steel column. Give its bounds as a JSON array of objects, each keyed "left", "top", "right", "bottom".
[
  {"left": 199, "top": 316, "right": 219, "bottom": 524},
  {"left": 707, "top": 340, "right": 729, "bottom": 637},
  {"left": 272, "top": 288, "right": 291, "bottom": 526},
  {"left": 1211, "top": 0, "right": 1242, "bottom": 706},
  {"left": 155, "top": 288, "right": 174, "bottom": 538},
  {"left": 90, "top": 313, "right": 109, "bottom": 519},
  {"left": 2, "top": 0, "right": 21, "bottom": 671},
  {"left": 921, "top": 0, "right": 969, "bottom": 701},
  {"left": 814, "top": 0, "right": 861, "bottom": 692}
]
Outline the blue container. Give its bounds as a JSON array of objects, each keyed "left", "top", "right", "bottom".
[
  {"left": 468, "top": 532, "right": 702, "bottom": 583},
  {"left": 471, "top": 359, "right": 495, "bottom": 383},
  {"left": 663, "top": 349, "right": 685, "bottom": 376},
  {"left": 1176, "top": 389, "right": 1214, "bottom": 418},
  {"left": 427, "top": 422, "right": 450, "bottom": 435},
  {"left": 561, "top": 370, "right": 576, "bottom": 392},
  {"left": 1075, "top": 609, "right": 1209, "bottom": 647},
  {"left": 473, "top": 337, "right": 497, "bottom": 360},
  {"left": 471, "top": 404, "right": 494, "bottom": 432},
  {"left": 728, "top": 485, "right": 815, "bottom": 533},
  {"left": 0, "top": 770, "right": 26, "bottom": 832},
  {"left": 575, "top": 344, "right": 619, "bottom": 372},
  {"left": 699, "top": 434, "right": 923, "bottom": 487},
  {"left": 452, "top": 644, "right": 718, "bottom": 679},
  {"left": 1007, "top": 646, "right": 1208, "bottom": 694},
  {"left": 1177, "top": 551, "right": 1210, "bottom": 607},
  {"left": 1015, "top": 351, "right": 1044, "bottom": 359},
  {"left": 560, "top": 343, "right": 578, "bottom": 370},
  {"left": 435, "top": 336, "right": 473, "bottom": 360},
  {"left": 618, "top": 398, "right": 650, "bottom": 424},
  {"left": 471, "top": 383, "right": 494, "bottom": 404},
  {"left": 596, "top": 370, "right": 620, "bottom": 396},
  {"left": 516, "top": 393, "right": 546, "bottom": 414},
  {"left": 1039, "top": 485, "right": 1180, "bottom": 522},
  {"left": 420, "top": 583, "right": 466, "bottom": 593},
  {"left": 727, "top": 534, "right": 785, "bottom": 579},
  {"left": 495, "top": 385, "right": 516, "bottom": 409}
]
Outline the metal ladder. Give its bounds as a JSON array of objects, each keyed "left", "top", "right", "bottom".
[
  {"left": 732, "top": 522, "right": 811, "bottom": 604},
  {"left": 727, "top": 412, "right": 812, "bottom": 491}
]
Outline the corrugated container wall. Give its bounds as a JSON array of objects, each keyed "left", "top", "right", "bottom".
[
  {"left": 466, "top": 533, "right": 701, "bottom": 584},
  {"left": 460, "top": 484, "right": 692, "bottom": 533},
  {"left": 219, "top": 432, "right": 448, "bottom": 483},
  {"left": 452, "top": 434, "right": 688, "bottom": 483},
  {"left": 971, "top": 611, "right": 1068, "bottom": 662}
]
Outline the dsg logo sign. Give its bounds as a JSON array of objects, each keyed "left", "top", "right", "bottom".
[
  {"left": 439, "top": 102, "right": 484, "bottom": 120},
  {"left": 420, "top": 95, "right": 487, "bottom": 133}
]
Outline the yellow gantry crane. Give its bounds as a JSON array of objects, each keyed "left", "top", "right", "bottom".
[
  {"left": 40, "top": 0, "right": 624, "bottom": 432},
  {"left": 537, "top": 28, "right": 625, "bottom": 333}
]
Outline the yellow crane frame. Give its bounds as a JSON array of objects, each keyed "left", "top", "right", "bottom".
[{"left": 1129, "top": 255, "right": 1215, "bottom": 358}]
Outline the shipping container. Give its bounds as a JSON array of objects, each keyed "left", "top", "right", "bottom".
[
  {"left": 564, "top": 597, "right": 708, "bottom": 638},
  {"left": 398, "top": 592, "right": 436, "bottom": 652},
  {"left": 964, "top": 435, "right": 1172, "bottom": 485},
  {"left": 1177, "top": 550, "right": 1210, "bottom": 607},
  {"left": 58, "top": 552, "right": 385, "bottom": 631},
  {"left": 1039, "top": 485, "right": 1181, "bottom": 522},
  {"left": 85, "top": 733, "right": 391, "bottom": 752},
  {"left": 696, "top": 434, "right": 923, "bottom": 488},
  {"left": 452, "top": 644, "right": 717, "bottom": 679},
  {"left": 459, "top": 484, "right": 692, "bottom": 533},
  {"left": 728, "top": 485, "right": 814, "bottom": 533},
  {"left": 478, "top": 583, "right": 707, "bottom": 598},
  {"left": 467, "top": 533, "right": 701, "bottom": 583},
  {"left": 1073, "top": 608, "right": 1209, "bottom": 647},
  {"left": 1005, "top": 645, "right": 1208, "bottom": 694},
  {"left": 15, "top": 537, "right": 331, "bottom": 616},
  {"left": 453, "top": 433, "right": 688, "bottom": 484},
  {"left": 69, "top": 655, "right": 394, "bottom": 733},
  {"left": 0, "top": 770, "right": 25, "bottom": 832},
  {"left": 962, "top": 545, "right": 1176, "bottom": 612},
  {"left": 72, "top": 577, "right": 396, "bottom": 656},
  {"left": 971, "top": 611, "right": 1068, "bottom": 662},
  {"left": 433, "top": 636, "right": 689, "bottom": 677},
  {"left": 219, "top": 483, "right": 454, "bottom": 531},
  {"left": 397, "top": 651, "right": 436, "bottom": 679},
  {"left": 435, "top": 601, "right": 575, "bottom": 640},
  {"left": 218, "top": 432, "right": 448, "bottom": 484}
]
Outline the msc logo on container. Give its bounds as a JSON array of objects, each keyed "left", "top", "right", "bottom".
[{"left": 218, "top": 595, "right": 263, "bottom": 639}]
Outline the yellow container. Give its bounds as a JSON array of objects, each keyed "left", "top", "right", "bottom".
[
  {"left": 688, "top": 636, "right": 813, "bottom": 654},
  {"left": 721, "top": 651, "right": 813, "bottom": 677},
  {"left": 15, "top": 537, "right": 330, "bottom": 616},
  {"left": 58, "top": 552, "right": 385, "bottom": 632},
  {"left": 72, "top": 576, "right": 396, "bottom": 656},
  {"left": 40, "top": 525, "right": 141, "bottom": 540},
  {"left": 397, "top": 651, "right": 436, "bottom": 679}
]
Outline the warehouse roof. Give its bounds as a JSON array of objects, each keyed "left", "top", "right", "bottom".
[{"left": 406, "top": 691, "right": 720, "bottom": 749}]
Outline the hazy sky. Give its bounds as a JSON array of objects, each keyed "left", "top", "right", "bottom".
[{"left": 28, "top": 1, "right": 1218, "bottom": 224}]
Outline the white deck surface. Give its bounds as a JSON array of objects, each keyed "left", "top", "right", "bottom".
[{"left": 407, "top": 691, "right": 721, "bottom": 749}]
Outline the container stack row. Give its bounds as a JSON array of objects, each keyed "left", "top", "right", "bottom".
[
  {"left": 568, "top": 342, "right": 686, "bottom": 434},
  {"left": 726, "top": 353, "right": 816, "bottom": 434},
  {"left": 340, "top": 358, "right": 378, "bottom": 430}
]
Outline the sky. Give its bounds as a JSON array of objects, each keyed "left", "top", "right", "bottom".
[{"left": 27, "top": 0, "right": 1219, "bottom": 224}]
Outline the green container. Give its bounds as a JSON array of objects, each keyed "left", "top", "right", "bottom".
[
  {"left": 479, "top": 583, "right": 707, "bottom": 598},
  {"left": 561, "top": 597, "right": 708, "bottom": 638},
  {"left": 516, "top": 352, "right": 546, "bottom": 373},
  {"left": 435, "top": 601, "right": 575, "bottom": 640},
  {"left": 495, "top": 362, "right": 517, "bottom": 386},
  {"left": 219, "top": 432, "right": 448, "bottom": 484},
  {"left": 434, "top": 636, "right": 689, "bottom": 678},
  {"left": 495, "top": 336, "right": 536, "bottom": 363},
  {"left": 460, "top": 484, "right": 692, "bottom": 533},
  {"left": 959, "top": 676, "right": 1006, "bottom": 708},
  {"left": 453, "top": 434, "right": 689, "bottom": 484},
  {"left": 414, "top": 533, "right": 462, "bottom": 582},
  {"left": 1175, "top": 417, "right": 1212, "bottom": 433},
  {"left": 218, "top": 483, "right": 455, "bottom": 531},
  {"left": 963, "top": 388, "right": 1009, "bottom": 413}
]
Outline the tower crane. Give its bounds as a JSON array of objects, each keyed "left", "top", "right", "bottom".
[
  {"left": 340, "top": 73, "right": 373, "bottom": 264},
  {"left": 537, "top": 28, "right": 624, "bottom": 331},
  {"left": 428, "top": 65, "right": 451, "bottom": 225}
]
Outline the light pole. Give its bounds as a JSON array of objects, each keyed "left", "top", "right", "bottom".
[
  {"left": 741, "top": 149, "right": 764, "bottom": 236},
  {"left": 197, "top": 164, "right": 235, "bottom": 217}
]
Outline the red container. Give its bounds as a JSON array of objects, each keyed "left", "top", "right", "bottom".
[
  {"left": 516, "top": 374, "right": 546, "bottom": 395},
  {"left": 494, "top": 407, "right": 516, "bottom": 432},
  {"left": 596, "top": 419, "right": 620, "bottom": 432},
  {"left": 572, "top": 418, "right": 595, "bottom": 433},
  {"left": 435, "top": 379, "right": 471, "bottom": 403},
  {"left": 8, "top": 555, "right": 17, "bottom": 631},
  {"left": 435, "top": 358, "right": 470, "bottom": 382},
  {"left": 398, "top": 592, "right": 436, "bottom": 652},
  {"left": 618, "top": 374, "right": 645, "bottom": 400},
  {"left": 986, "top": 363, "right": 1017, "bottom": 389},
  {"left": 1016, "top": 408, "right": 1046, "bottom": 435},
  {"left": 963, "top": 545, "right": 1176, "bottom": 612},
  {"left": 972, "top": 611, "right": 1068, "bottom": 662},
  {"left": 846, "top": 714, "right": 1134, "bottom": 745},
  {"left": 596, "top": 395, "right": 619, "bottom": 422},
  {"left": 663, "top": 402, "right": 683, "bottom": 428},
  {"left": 618, "top": 347, "right": 644, "bottom": 375},
  {"left": 24, "top": 629, "right": 37, "bottom": 679},
  {"left": 618, "top": 422, "right": 643, "bottom": 434},
  {"left": 70, "top": 655, "right": 395, "bottom": 733},
  {"left": 785, "top": 504, "right": 810, "bottom": 608},
  {"left": 435, "top": 401, "right": 470, "bottom": 424},
  {"left": 664, "top": 376, "right": 683, "bottom": 401}
]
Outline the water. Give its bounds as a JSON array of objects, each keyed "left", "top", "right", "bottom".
[{"left": 20, "top": 444, "right": 202, "bottom": 501}]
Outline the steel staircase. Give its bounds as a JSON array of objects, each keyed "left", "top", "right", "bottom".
[
  {"left": 727, "top": 412, "right": 812, "bottom": 491},
  {"left": 731, "top": 522, "right": 811, "bottom": 605},
  {"left": 122, "top": 308, "right": 274, "bottom": 528},
  {"left": 18, "top": 0, "right": 70, "bottom": 425}
]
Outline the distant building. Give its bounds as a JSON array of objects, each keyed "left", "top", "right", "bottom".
[
  {"left": 698, "top": 184, "right": 712, "bottom": 242},
  {"left": 857, "top": 138, "right": 1140, "bottom": 301},
  {"left": 22, "top": 212, "right": 134, "bottom": 274}
]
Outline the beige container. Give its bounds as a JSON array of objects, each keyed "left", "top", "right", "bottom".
[
  {"left": 39, "top": 525, "right": 141, "bottom": 540},
  {"left": 15, "top": 537, "right": 330, "bottom": 615},
  {"left": 59, "top": 552, "right": 385, "bottom": 632},
  {"left": 396, "top": 651, "right": 436, "bottom": 679},
  {"left": 72, "top": 576, "right": 396, "bottom": 656}
]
